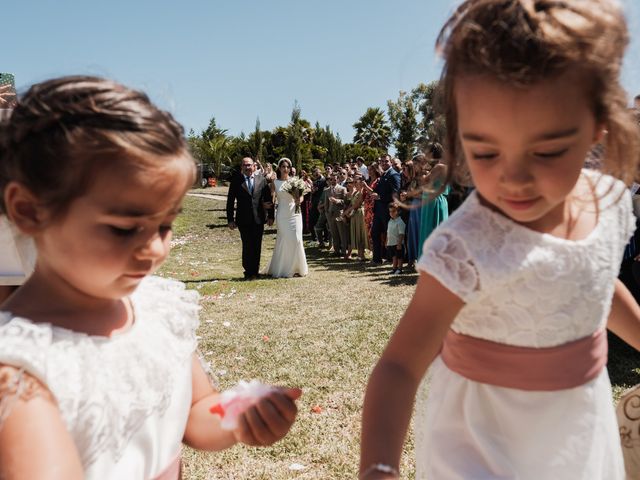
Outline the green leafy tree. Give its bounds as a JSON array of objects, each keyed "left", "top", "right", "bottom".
[
  {"left": 286, "top": 101, "right": 313, "bottom": 172},
  {"left": 352, "top": 107, "right": 391, "bottom": 151},
  {"left": 387, "top": 91, "right": 419, "bottom": 161},
  {"left": 343, "top": 143, "right": 383, "bottom": 165},
  {"left": 313, "top": 122, "right": 344, "bottom": 166},
  {"left": 247, "top": 117, "right": 266, "bottom": 163},
  {"left": 187, "top": 118, "right": 234, "bottom": 179},
  {"left": 410, "top": 81, "right": 446, "bottom": 149}
]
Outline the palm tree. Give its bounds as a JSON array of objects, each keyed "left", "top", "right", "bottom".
[{"left": 352, "top": 107, "right": 391, "bottom": 151}]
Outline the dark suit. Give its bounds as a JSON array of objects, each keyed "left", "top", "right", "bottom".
[
  {"left": 309, "top": 176, "right": 326, "bottom": 239},
  {"left": 226, "top": 172, "right": 274, "bottom": 278},
  {"left": 371, "top": 167, "right": 401, "bottom": 262}
]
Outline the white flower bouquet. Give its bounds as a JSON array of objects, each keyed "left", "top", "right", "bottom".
[{"left": 282, "top": 176, "right": 310, "bottom": 214}]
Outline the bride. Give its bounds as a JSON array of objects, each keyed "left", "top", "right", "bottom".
[{"left": 265, "top": 158, "right": 308, "bottom": 278}]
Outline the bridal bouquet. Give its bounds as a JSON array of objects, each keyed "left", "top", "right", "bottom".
[{"left": 282, "top": 176, "right": 310, "bottom": 214}]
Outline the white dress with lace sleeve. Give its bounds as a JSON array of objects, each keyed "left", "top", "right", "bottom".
[
  {"left": 0, "top": 276, "right": 199, "bottom": 479},
  {"left": 414, "top": 170, "right": 634, "bottom": 479}
]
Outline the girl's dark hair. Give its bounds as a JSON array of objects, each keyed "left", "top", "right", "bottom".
[
  {"left": 0, "top": 75, "right": 192, "bottom": 217},
  {"left": 436, "top": 0, "right": 640, "bottom": 186}
]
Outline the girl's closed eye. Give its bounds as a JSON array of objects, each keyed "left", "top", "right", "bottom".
[
  {"left": 471, "top": 151, "right": 499, "bottom": 160},
  {"left": 533, "top": 147, "right": 570, "bottom": 159},
  {"left": 109, "top": 225, "right": 143, "bottom": 237}
]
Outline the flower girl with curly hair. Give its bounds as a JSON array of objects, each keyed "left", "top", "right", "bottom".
[
  {"left": 0, "top": 76, "right": 300, "bottom": 479},
  {"left": 360, "top": 0, "right": 640, "bottom": 478}
]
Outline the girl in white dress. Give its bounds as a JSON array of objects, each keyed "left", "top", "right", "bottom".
[
  {"left": 266, "top": 157, "right": 308, "bottom": 278},
  {"left": 0, "top": 76, "right": 301, "bottom": 479},
  {"left": 360, "top": 1, "right": 640, "bottom": 479}
]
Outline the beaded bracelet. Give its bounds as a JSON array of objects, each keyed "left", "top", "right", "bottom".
[{"left": 360, "top": 463, "right": 400, "bottom": 479}]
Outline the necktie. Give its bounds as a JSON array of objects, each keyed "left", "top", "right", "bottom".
[{"left": 246, "top": 176, "right": 254, "bottom": 193}]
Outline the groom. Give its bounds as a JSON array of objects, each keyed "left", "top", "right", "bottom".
[{"left": 226, "top": 157, "right": 274, "bottom": 280}]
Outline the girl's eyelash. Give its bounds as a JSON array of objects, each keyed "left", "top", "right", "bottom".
[
  {"left": 109, "top": 223, "right": 173, "bottom": 237},
  {"left": 109, "top": 226, "right": 140, "bottom": 237},
  {"left": 534, "top": 148, "right": 569, "bottom": 158},
  {"left": 472, "top": 153, "right": 498, "bottom": 160}
]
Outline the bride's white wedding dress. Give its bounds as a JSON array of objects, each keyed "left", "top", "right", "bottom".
[{"left": 266, "top": 179, "right": 308, "bottom": 278}]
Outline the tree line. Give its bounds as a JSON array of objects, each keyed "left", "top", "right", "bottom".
[{"left": 187, "top": 80, "right": 445, "bottom": 179}]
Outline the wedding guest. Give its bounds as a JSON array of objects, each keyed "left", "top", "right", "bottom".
[
  {"left": 370, "top": 154, "right": 401, "bottom": 264},
  {"left": 364, "top": 164, "right": 382, "bottom": 250},
  {"left": 419, "top": 145, "right": 449, "bottom": 249},
  {"left": 314, "top": 183, "right": 331, "bottom": 249},
  {"left": 347, "top": 175, "right": 369, "bottom": 261},
  {"left": 392, "top": 157, "right": 403, "bottom": 174},
  {"left": 338, "top": 168, "right": 349, "bottom": 187},
  {"left": 356, "top": 156, "right": 369, "bottom": 180},
  {"left": 386, "top": 204, "right": 405, "bottom": 275},
  {"left": 324, "top": 173, "right": 348, "bottom": 257},
  {"left": 309, "top": 167, "right": 327, "bottom": 241},
  {"left": 400, "top": 159, "right": 422, "bottom": 269},
  {"left": 341, "top": 179, "right": 354, "bottom": 259},
  {"left": 300, "top": 170, "right": 313, "bottom": 235}
]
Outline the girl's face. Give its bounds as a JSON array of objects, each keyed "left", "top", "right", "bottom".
[
  {"left": 455, "top": 72, "right": 602, "bottom": 232},
  {"left": 33, "top": 156, "right": 194, "bottom": 301}
]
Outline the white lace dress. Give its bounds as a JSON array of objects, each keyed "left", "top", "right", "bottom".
[
  {"left": 414, "top": 171, "right": 634, "bottom": 479},
  {"left": 0, "top": 276, "right": 199, "bottom": 479},
  {"left": 265, "top": 179, "right": 308, "bottom": 278}
]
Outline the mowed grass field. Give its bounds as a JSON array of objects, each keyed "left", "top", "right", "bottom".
[
  {"left": 160, "top": 192, "right": 418, "bottom": 479},
  {"left": 159, "top": 189, "right": 640, "bottom": 479}
]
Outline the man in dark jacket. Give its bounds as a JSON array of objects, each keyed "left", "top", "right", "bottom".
[
  {"left": 371, "top": 154, "right": 401, "bottom": 263},
  {"left": 226, "top": 157, "right": 274, "bottom": 280}
]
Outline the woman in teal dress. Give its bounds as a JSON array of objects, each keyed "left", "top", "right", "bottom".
[{"left": 419, "top": 162, "right": 449, "bottom": 251}]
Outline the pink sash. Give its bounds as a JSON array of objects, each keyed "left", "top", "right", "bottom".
[
  {"left": 151, "top": 451, "right": 182, "bottom": 480},
  {"left": 441, "top": 328, "right": 607, "bottom": 391}
]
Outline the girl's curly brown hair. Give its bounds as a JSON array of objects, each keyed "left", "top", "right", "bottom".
[{"left": 436, "top": 0, "right": 640, "bottom": 187}]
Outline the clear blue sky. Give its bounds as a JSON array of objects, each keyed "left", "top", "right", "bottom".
[{"left": 5, "top": 0, "right": 640, "bottom": 142}]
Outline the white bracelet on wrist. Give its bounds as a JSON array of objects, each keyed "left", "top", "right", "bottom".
[{"left": 360, "top": 463, "right": 399, "bottom": 479}]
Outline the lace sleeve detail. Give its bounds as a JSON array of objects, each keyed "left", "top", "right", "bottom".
[
  {"left": 137, "top": 276, "right": 201, "bottom": 342},
  {"left": 0, "top": 365, "right": 55, "bottom": 429},
  {"left": 416, "top": 229, "right": 480, "bottom": 302}
]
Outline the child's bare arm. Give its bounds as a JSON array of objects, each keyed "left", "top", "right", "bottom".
[
  {"left": 608, "top": 279, "right": 640, "bottom": 351},
  {"left": 183, "top": 355, "right": 301, "bottom": 451},
  {"left": 0, "top": 367, "right": 83, "bottom": 479},
  {"left": 360, "top": 272, "right": 463, "bottom": 478}
]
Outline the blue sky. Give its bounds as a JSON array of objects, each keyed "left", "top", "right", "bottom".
[{"left": 5, "top": 0, "right": 640, "bottom": 142}]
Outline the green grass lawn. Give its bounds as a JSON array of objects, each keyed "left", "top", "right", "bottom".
[{"left": 160, "top": 190, "right": 640, "bottom": 479}]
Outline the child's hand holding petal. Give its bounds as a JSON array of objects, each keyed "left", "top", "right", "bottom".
[{"left": 233, "top": 387, "right": 302, "bottom": 447}]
